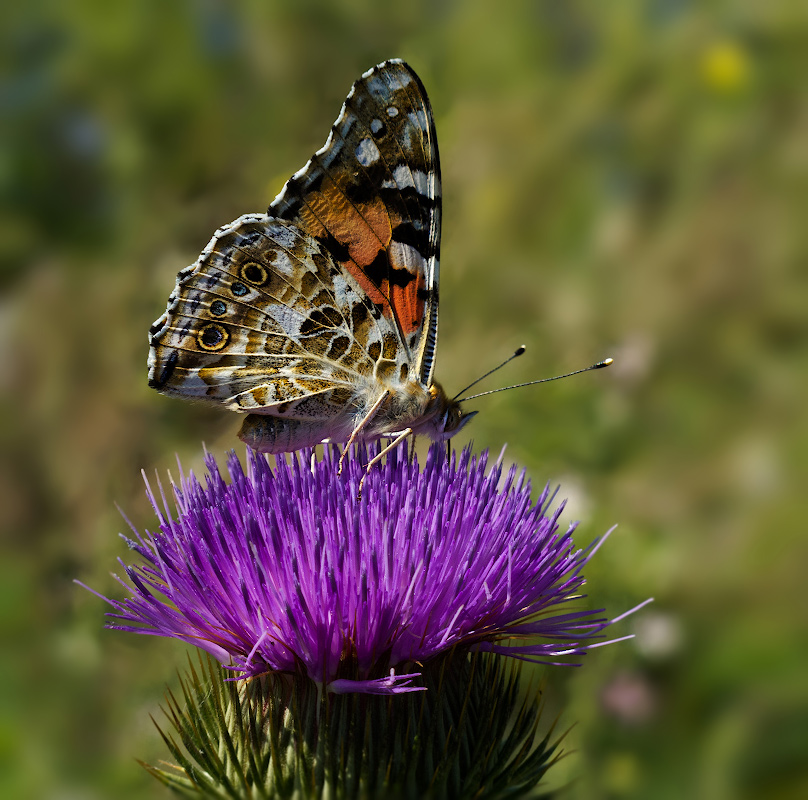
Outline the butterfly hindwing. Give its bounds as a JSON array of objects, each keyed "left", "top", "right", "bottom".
[{"left": 148, "top": 215, "right": 397, "bottom": 416}]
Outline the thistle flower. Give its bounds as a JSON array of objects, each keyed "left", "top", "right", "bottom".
[{"left": 84, "top": 443, "right": 639, "bottom": 694}]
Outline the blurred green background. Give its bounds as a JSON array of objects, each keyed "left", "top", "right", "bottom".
[{"left": 3, "top": 1, "right": 806, "bottom": 797}]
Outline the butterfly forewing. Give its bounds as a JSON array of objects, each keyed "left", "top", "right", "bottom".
[{"left": 270, "top": 59, "right": 441, "bottom": 386}]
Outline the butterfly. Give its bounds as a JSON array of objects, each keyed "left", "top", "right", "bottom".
[{"left": 147, "top": 59, "right": 477, "bottom": 468}]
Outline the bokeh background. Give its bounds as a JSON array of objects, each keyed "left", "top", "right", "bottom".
[{"left": 3, "top": 1, "right": 807, "bottom": 797}]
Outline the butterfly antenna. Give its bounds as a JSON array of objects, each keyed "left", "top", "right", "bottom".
[
  {"left": 452, "top": 346, "right": 526, "bottom": 401},
  {"left": 460, "top": 357, "right": 613, "bottom": 402}
]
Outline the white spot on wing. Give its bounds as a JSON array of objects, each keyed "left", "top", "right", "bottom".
[
  {"left": 268, "top": 224, "right": 298, "bottom": 251},
  {"left": 355, "top": 138, "right": 380, "bottom": 166},
  {"left": 392, "top": 165, "right": 431, "bottom": 196},
  {"left": 388, "top": 240, "right": 426, "bottom": 272},
  {"left": 371, "top": 118, "right": 383, "bottom": 134},
  {"left": 408, "top": 110, "right": 427, "bottom": 132},
  {"left": 365, "top": 76, "right": 387, "bottom": 96},
  {"left": 331, "top": 273, "right": 353, "bottom": 309},
  {"left": 267, "top": 304, "right": 303, "bottom": 336},
  {"left": 387, "top": 106, "right": 399, "bottom": 117},
  {"left": 272, "top": 251, "right": 295, "bottom": 277}
]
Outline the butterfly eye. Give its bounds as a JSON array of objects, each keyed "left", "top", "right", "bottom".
[
  {"left": 197, "top": 323, "right": 229, "bottom": 351},
  {"left": 240, "top": 261, "right": 269, "bottom": 286}
]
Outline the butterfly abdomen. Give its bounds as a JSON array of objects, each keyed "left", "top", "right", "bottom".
[{"left": 238, "top": 414, "right": 350, "bottom": 454}]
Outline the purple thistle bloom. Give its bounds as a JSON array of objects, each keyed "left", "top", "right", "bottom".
[{"left": 84, "top": 444, "right": 642, "bottom": 694}]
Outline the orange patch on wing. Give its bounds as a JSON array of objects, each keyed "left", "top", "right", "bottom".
[
  {"left": 306, "top": 183, "right": 409, "bottom": 312},
  {"left": 309, "top": 182, "right": 391, "bottom": 260},
  {"left": 342, "top": 258, "right": 390, "bottom": 311},
  {"left": 391, "top": 273, "right": 426, "bottom": 335},
  {"left": 297, "top": 179, "right": 426, "bottom": 335},
  {"left": 297, "top": 206, "right": 327, "bottom": 239}
]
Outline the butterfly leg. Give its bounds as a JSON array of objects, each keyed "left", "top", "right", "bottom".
[
  {"left": 358, "top": 428, "right": 414, "bottom": 496},
  {"left": 338, "top": 390, "right": 390, "bottom": 475}
]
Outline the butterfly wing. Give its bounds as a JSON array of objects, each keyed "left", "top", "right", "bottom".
[
  {"left": 148, "top": 215, "right": 389, "bottom": 420},
  {"left": 148, "top": 59, "right": 441, "bottom": 438},
  {"left": 270, "top": 58, "right": 441, "bottom": 387}
]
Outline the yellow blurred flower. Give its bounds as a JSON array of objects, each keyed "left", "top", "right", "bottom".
[{"left": 700, "top": 40, "right": 750, "bottom": 92}]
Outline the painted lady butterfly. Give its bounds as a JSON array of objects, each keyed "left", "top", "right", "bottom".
[{"left": 148, "top": 60, "right": 476, "bottom": 464}]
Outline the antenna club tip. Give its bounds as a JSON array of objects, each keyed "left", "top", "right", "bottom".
[
  {"left": 597, "top": 357, "right": 614, "bottom": 368},
  {"left": 515, "top": 345, "right": 526, "bottom": 356}
]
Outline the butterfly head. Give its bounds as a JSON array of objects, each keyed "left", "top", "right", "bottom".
[{"left": 421, "top": 383, "right": 477, "bottom": 441}]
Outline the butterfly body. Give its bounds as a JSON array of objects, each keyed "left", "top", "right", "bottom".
[
  {"left": 148, "top": 60, "right": 475, "bottom": 453},
  {"left": 237, "top": 380, "right": 466, "bottom": 455}
]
